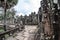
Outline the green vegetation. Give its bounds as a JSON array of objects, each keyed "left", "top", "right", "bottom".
[
  {"left": 0, "top": 27, "right": 4, "bottom": 32},
  {"left": 0, "top": 15, "right": 4, "bottom": 20},
  {"left": 0, "top": 0, "right": 18, "bottom": 9}
]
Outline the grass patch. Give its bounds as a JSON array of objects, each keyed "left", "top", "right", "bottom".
[
  {"left": 0, "top": 27, "right": 4, "bottom": 32},
  {"left": 0, "top": 29, "right": 4, "bottom": 32},
  {"left": 5, "top": 34, "right": 9, "bottom": 38}
]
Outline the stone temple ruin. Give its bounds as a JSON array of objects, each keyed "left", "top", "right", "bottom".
[{"left": 0, "top": 0, "right": 60, "bottom": 40}]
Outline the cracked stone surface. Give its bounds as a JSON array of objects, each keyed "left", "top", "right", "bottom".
[{"left": 6, "top": 25, "right": 38, "bottom": 40}]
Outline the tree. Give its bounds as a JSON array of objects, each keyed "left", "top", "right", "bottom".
[
  {"left": 0, "top": 0, "right": 18, "bottom": 9},
  {"left": 0, "top": 0, "right": 18, "bottom": 31},
  {"left": 0, "top": 9, "right": 16, "bottom": 20},
  {"left": 6, "top": 9, "right": 16, "bottom": 19}
]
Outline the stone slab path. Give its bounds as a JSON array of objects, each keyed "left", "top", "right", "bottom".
[{"left": 6, "top": 25, "right": 38, "bottom": 40}]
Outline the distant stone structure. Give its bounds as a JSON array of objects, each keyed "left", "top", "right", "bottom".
[{"left": 18, "top": 12, "right": 38, "bottom": 25}]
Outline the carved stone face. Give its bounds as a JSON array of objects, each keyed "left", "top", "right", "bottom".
[{"left": 53, "top": 0, "right": 58, "bottom": 4}]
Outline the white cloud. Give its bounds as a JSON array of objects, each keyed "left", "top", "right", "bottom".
[
  {"left": 14, "top": 0, "right": 41, "bottom": 16},
  {"left": 29, "top": 0, "right": 41, "bottom": 13}
]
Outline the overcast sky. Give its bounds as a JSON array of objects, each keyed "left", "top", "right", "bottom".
[{"left": 14, "top": 0, "right": 41, "bottom": 16}]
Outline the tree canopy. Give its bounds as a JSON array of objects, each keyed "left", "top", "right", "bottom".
[
  {"left": 0, "top": 9, "right": 16, "bottom": 20},
  {"left": 0, "top": 0, "right": 18, "bottom": 9}
]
